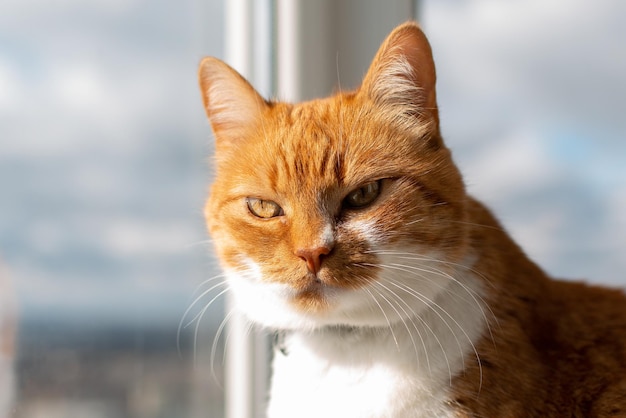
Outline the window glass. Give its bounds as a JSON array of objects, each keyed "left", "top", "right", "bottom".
[
  {"left": 0, "top": 0, "right": 226, "bottom": 416},
  {"left": 3, "top": 2, "right": 624, "bottom": 418},
  {"left": 421, "top": 0, "right": 626, "bottom": 284}
]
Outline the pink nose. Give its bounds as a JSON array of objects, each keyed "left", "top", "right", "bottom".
[{"left": 296, "top": 246, "right": 332, "bottom": 275}]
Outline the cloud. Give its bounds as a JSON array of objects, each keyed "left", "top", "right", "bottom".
[
  {"left": 0, "top": 0, "right": 216, "bottom": 158},
  {"left": 0, "top": 0, "right": 223, "bottom": 323},
  {"left": 460, "top": 128, "right": 561, "bottom": 197},
  {"left": 422, "top": 0, "right": 626, "bottom": 284},
  {"left": 0, "top": 61, "right": 20, "bottom": 111},
  {"left": 423, "top": 0, "right": 626, "bottom": 135}
]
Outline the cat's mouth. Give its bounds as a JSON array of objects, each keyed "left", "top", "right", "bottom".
[
  {"left": 289, "top": 276, "right": 331, "bottom": 313},
  {"left": 279, "top": 262, "right": 378, "bottom": 316}
]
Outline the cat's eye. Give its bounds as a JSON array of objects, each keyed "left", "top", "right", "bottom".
[
  {"left": 344, "top": 180, "right": 381, "bottom": 209},
  {"left": 246, "top": 197, "right": 284, "bottom": 219}
]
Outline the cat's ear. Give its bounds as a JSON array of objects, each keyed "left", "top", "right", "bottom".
[
  {"left": 198, "top": 57, "right": 268, "bottom": 148},
  {"left": 360, "top": 22, "right": 439, "bottom": 129}
]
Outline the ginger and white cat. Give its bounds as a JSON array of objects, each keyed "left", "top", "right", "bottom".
[{"left": 199, "top": 22, "right": 626, "bottom": 417}]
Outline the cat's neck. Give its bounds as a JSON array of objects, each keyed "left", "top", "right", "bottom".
[
  {"left": 268, "top": 270, "right": 489, "bottom": 418},
  {"left": 275, "top": 266, "right": 488, "bottom": 380}
]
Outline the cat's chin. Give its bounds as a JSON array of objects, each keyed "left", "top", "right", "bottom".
[
  {"left": 223, "top": 249, "right": 482, "bottom": 331},
  {"left": 226, "top": 272, "right": 369, "bottom": 330},
  {"left": 225, "top": 267, "right": 438, "bottom": 331}
]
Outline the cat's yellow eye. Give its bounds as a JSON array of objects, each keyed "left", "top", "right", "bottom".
[
  {"left": 344, "top": 180, "right": 381, "bottom": 209},
  {"left": 246, "top": 197, "right": 284, "bottom": 219}
]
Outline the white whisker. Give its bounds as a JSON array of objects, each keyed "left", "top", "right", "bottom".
[
  {"left": 184, "top": 238, "right": 214, "bottom": 249},
  {"left": 447, "top": 219, "right": 505, "bottom": 232},
  {"left": 182, "top": 282, "right": 229, "bottom": 329},
  {"left": 361, "top": 260, "right": 483, "bottom": 388},
  {"left": 194, "top": 287, "right": 230, "bottom": 363},
  {"left": 210, "top": 308, "right": 237, "bottom": 386},
  {"left": 388, "top": 268, "right": 484, "bottom": 390},
  {"left": 177, "top": 277, "right": 228, "bottom": 356},
  {"left": 364, "top": 249, "right": 499, "bottom": 330},
  {"left": 371, "top": 280, "right": 431, "bottom": 373},
  {"left": 363, "top": 286, "right": 399, "bottom": 348},
  {"left": 390, "top": 261, "right": 495, "bottom": 335}
]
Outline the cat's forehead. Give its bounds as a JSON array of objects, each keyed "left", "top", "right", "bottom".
[
  {"left": 272, "top": 98, "right": 346, "bottom": 141},
  {"left": 220, "top": 95, "right": 434, "bottom": 204},
  {"left": 255, "top": 99, "right": 390, "bottom": 190},
  {"left": 262, "top": 106, "right": 348, "bottom": 194}
]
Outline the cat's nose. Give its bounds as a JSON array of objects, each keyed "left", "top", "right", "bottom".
[{"left": 296, "top": 246, "right": 332, "bottom": 275}]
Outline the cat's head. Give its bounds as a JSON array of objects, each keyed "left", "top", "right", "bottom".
[{"left": 199, "top": 23, "right": 470, "bottom": 330}]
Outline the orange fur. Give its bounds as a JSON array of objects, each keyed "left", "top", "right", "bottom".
[{"left": 199, "top": 22, "right": 626, "bottom": 417}]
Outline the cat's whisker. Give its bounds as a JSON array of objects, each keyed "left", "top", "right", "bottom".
[
  {"left": 389, "top": 261, "right": 496, "bottom": 337},
  {"left": 383, "top": 280, "right": 455, "bottom": 379},
  {"left": 376, "top": 264, "right": 463, "bottom": 358},
  {"left": 447, "top": 219, "right": 505, "bottom": 232},
  {"left": 408, "top": 202, "right": 449, "bottom": 211},
  {"left": 415, "top": 259, "right": 500, "bottom": 342},
  {"left": 192, "top": 297, "right": 213, "bottom": 363},
  {"left": 366, "top": 261, "right": 483, "bottom": 387},
  {"left": 191, "top": 273, "right": 228, "bottom": 297},
  {"left": 335, "top": 50, "right": 343, "bottom": 94},
  {"left": 361, "top": 261, "right": 467, "bottom": 385},
  {"left": 363, "top": 249, "right": 497, "bottom": 319},
  {"left": 363, "top": 286, "right": 399, "bottom": 349},
  {"left": 193, "top": 287, "right": 231, "bottom": 362},
  {"left": 371, "top": 280, "right": 431, "bottom": 373},
  {"left": 361, "top": 256, "right": 477, "bottom": 310},
  {"left": 371, "top": 256, "right": 501, "bottom": 342},
  {"left": 358, "top": 262, "right": 460, "bottom": 379},
  {"left": 412, "top": 285, "right": 482, "bottom": 390},
  {"left": 189, "top": 287, "right": 230, "bottom": 332},
  {"left": 181, "top": 281, "right": 229, "bottom": 329},
  {"left": 210, "top": 308, "right": 236, "bottom": 388},
  {"left": 395, "top": 251, "right": 495, "bottom": 284},
  {"left": 391, "top": 277, "right": 482, "bottom": 389},
  {"left": 184, "top": 238, "right": 214, "bottom": 249},
  {"left": 177, "top": 278, "right": 229, "bottom": 356},
  {"left": 369, "top": 281, "right": 417, "bottom": 353},
  {"left": 371, "top": 251, "right": 500, "bottom": 344}
]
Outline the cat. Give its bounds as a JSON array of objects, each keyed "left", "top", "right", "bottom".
[{"left": 198, "top": 22, "right": 626, "bottom": 417}]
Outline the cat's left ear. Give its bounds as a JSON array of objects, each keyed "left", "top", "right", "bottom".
[
  {"left": 198, "top": 57, "right": 268, "bottom": 149},
  {"left": 360, "top": 22, "right": 439, "bottom": 131}
]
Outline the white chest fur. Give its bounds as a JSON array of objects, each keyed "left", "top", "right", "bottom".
[
  {"left": 266, "top": 276, "right": 487, "bottom": 418},
  {"left": 268, "top": 331, "right": 453, "bottom": 418}
]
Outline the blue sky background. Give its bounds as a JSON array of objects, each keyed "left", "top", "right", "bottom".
[
  {"left": 423, "top": 0, "right": 626, "bottom": 285},
  {"left": 0, "top": 0, "right": 225, "bottom": 326},
  {"left": 0, "top": 0, "right": 624, "bottom": 330}
]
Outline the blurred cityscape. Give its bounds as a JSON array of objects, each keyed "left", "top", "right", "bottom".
[{"left": 14, "top": 317, "right": 225, "bottom": 418}]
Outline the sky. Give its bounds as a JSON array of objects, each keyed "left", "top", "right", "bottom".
[
  {"left": 422, "top": 0, "right": 626, "bottom": 284},
  {"left": 0, "top": 0, "right": 624, "bottom": 329},
  {"left": 0, "top": 0, "right": 225, "bottom": 325}
]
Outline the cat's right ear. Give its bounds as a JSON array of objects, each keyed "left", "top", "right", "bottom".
[
  {"left": 359, "top": 22, "right": 440, "bottom": 133},
  {"left": 198, "top": 57, "right": 267, "bottom": 148}
]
